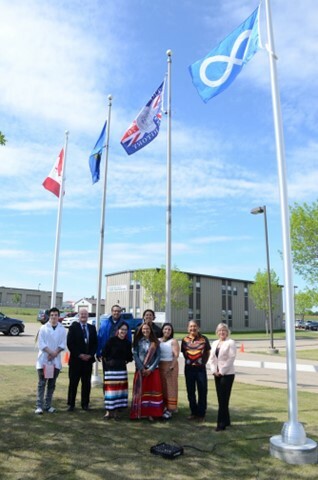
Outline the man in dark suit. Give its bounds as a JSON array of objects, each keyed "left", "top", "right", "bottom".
[{"left": 67, "top": 308, "right": 97, "bottom": 411}]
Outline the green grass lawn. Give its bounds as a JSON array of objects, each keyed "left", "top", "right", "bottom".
[
  {"left": 248, "top": 349, "right": 318, "bottom": 361},
  {"left": 0, "top": 366, "right": 317, "bottom": 479},
  {"left": 295, "top": 350, "right": 318, "bottom": 361},
  {"left": 0, "top": 307, "right": 38, "bottom": 323}
]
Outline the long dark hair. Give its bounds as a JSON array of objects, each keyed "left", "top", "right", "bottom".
[
  {"left": 133, "top": 322, "right": 158, "bottom": 348},
  {"left": 160, "top": 322, "right": 174, "bottom": 340},
  {"left": 142, "top": 309, "right": 156, "bottom": 319}
]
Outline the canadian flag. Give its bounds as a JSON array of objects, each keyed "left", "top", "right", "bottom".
[{"left": 42, "top": 148, "right": 64, "bottom": 198}]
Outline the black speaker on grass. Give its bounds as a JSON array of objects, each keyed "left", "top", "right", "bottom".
[{"left": 150, "top": 442, "right": 184, "bottom": 460}]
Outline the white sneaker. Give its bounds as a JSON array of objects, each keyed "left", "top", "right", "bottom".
[
  {"left": 35, "top": 408, "right": 43, "bottom": 414},
  {"left": 163, "top": 410, "right": 172, "bottom": 419},
  {"left": 46, "top": 407, "right": 56, "bottom": 413}
]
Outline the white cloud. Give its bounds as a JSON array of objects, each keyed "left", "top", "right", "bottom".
[
  {"left": 1, "top": 0, "right": 317, "bottom": 301},
  {"left": 0, "top": 1, "right": 125, "bottom": 132}
]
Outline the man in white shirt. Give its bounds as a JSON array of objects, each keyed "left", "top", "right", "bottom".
[{"left": 35, "top": 307, "right": 66, "bottom": 414}]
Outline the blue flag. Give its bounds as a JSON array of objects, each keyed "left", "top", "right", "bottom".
[
  {"left": 189, "top": 6, "right": 260, "bottom": 103},
  {"left": 89, "top": 122, "right": 106, "bottom": 184},
  {"left": 120, "top": 81, "right": 165, "bottom": 155}
]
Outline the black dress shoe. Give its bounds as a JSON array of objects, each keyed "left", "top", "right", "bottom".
[
  {"left": 215, "top": 426, "right": 226, "bottom": 432},
  {"left": 67, "top": 406, "right": 74, "bottom": 412},
  {"left": 82, "top": 406, "right": 89, "bottom": 411}
]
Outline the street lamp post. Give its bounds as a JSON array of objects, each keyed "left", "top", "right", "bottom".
[
  {"left": 251, "top": 205, "right": 278, "bottom": 354},
  {"left": 294, "top": 286, "right": 298, "bottom": 319}
]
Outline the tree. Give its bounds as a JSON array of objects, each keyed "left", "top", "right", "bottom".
[
  {"left": 133, "top": 267, "right": 192, "bottom": 311},
  {"left": 290, "top": 201, "right": 318, "bottom": 285},
  {"left": 295, "top": 289, "right": 318, "bottom": 320},
  {"left": 250, "top": 269, "right": 281, "bottom": 333},
  {"left": 0, "top": 132, "right": 6, "bottom": 145},
  {"left": 12, "top": 293, "right": 22, "bottom": 306}
]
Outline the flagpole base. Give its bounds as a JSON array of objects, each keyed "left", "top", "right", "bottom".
[
  {"left": 91, "top": 374, "right": 103, "bottom": 387},
  {"left": 268, "top": 347, "right": 279, "bottom": 354},
  {"left": 270, "top": 435, "right": 317, "bottom": 464}
]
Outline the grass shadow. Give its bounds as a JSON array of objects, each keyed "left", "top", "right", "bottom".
[{"left": 0, "top": 367, "right": 317, "bottom": 479}]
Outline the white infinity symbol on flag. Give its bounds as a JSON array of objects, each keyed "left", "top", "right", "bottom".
[{"left": 199, "top": 29, "right": 252, "bottom": 88}]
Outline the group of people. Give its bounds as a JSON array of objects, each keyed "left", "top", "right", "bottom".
[{"left": 35, "top": 305, "right": 237, "bottom": 431}]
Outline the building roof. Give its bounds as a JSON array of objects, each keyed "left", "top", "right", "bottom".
[
  {"left": 75, "top": 297, "right": 105, "bottom": 306},
  {"left": 105, "top": 268, "right": 254, "bottom": 284}
]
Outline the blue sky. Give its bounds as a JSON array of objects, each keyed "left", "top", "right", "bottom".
[{"left": 1, "top": 0, "right": 317, "bottom": 303}]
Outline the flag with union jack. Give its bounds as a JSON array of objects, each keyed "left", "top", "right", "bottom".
[{"left": 120, "top": 80, "right": 165, "bottom": 155}]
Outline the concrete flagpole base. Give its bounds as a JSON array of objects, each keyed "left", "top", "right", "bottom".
[
  {"left": 91, "top": 374, "right": 103, "bottom": 387},
  {"left": 268, "top": 347, "right": 279, "bottom": 354},
  {"left": 270, "top": 422, "right": 317, "bottom": 464}
]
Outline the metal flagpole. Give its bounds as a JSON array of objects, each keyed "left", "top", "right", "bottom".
[
  {"left": 264, "top": 0, "right": 317, "bottom": 463},
  {"left": 165, "top": 50, "right": 172, "bottom": 323},
  {"left": 92, "top": 95, "right": 112, "bottom": 385},
  {"left": 51, "top": 130, "right": 69, "bottom": 308}
]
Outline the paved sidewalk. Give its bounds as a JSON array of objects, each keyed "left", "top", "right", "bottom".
[{"left": 1, "top": 323, "right": 318, "bottom": 394}]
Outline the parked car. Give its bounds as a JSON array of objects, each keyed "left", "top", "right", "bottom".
[
  {"left": 304, "top": 321, "right": 314, "bottom": 330},
  {"left": 309, "top": 321, "right": 318, "bottom": 331},
  {"left": 295, "top": 320, "right": 306, "bottom": 329},
  {"left": 37, "top": 309, "right": 65, "bottom": 324},
  {"left": 98, "top": 312, "right": 143, "bottom": 332},
  {"left": 37, "top": 309, "right": 49, "bottom": 324},
  {"left": 0, "top": 312, "right": 25, "bottom": 336},
  {"left": 62, "top": 312, "right": 95, "bottom": 328}
]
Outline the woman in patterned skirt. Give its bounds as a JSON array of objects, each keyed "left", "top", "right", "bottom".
[
  {"left": 102, "top": 322, "right": 133, "bottom": 419},
  {"left": 130, "top": 319, "right": 164, "bottom": 421},
  {"left": 159, "top": 323, "right": 179, "bottom": 419}
]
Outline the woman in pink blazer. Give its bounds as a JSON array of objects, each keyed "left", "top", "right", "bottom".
[{"left": 209, "top": 323, "right": 237, "bottom": 431}]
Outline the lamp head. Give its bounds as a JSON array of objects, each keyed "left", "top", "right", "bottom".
[{"left": 251, "top": 206, "right": 265, "bottom": 215}]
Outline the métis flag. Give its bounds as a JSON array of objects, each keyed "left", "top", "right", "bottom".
[
  {"left": 120, "top": 80, "right": 165, "bottom": 155},
  {"left": 189, "top": 6, "right": 260, "bottom": 103},
  {"left": 89, "top": 122, "right": 107, "bottom": 184},
  {"left": 42, "top": 148, "right": 64, "bottom": 198}
]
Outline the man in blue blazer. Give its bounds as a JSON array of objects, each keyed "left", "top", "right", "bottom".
[{"left": 67, "top": 308, "right": 97, "bottom": 411}]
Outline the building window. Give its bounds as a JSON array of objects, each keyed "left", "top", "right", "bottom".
[
  {"left": 228, "top": 294, "right": 232, "bottom": 311},
  {"left": 244, "top": 283, "right": 249, "bottom": 313},
  {"left": 222, "top": 283, "right": 226, "bottom": 310},
  {"left": 233, "top": 287, "right": 238, "bottom": 296},
  {"left": 195, "top": 276, "right": 201, "bottom": 319},
  {"left": 189, "top": 278, "right": 193, "bottom": 317},
  {"left": 129, "top": 289, "right": 133, "bottom": 310}
]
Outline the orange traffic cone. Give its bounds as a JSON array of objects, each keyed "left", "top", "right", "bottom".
[
  {"left": 63, "top": 351, "right": 70, "bottom": 364},
  {"left": 240, "top": 343, "right": 245, "bottom": 353}
]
